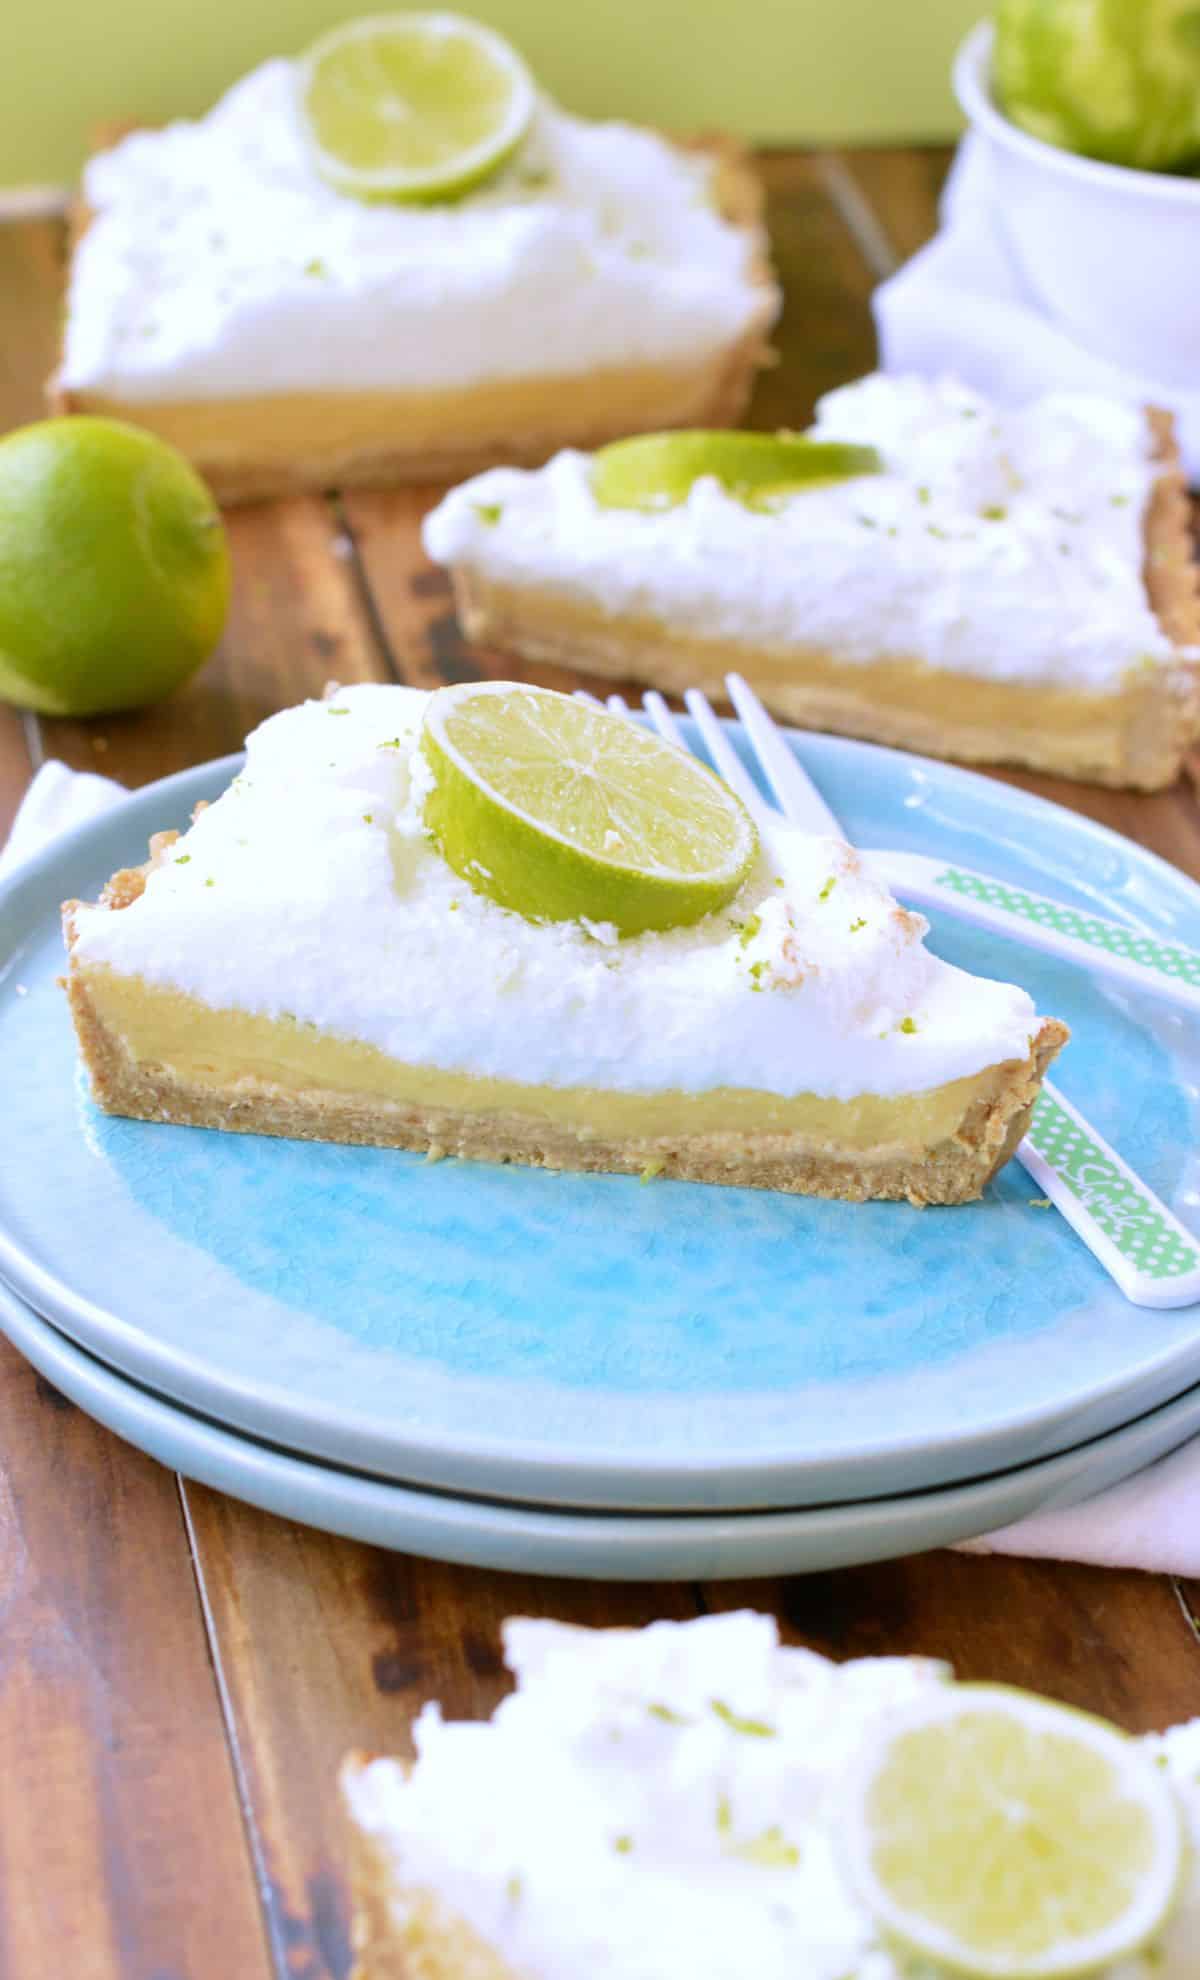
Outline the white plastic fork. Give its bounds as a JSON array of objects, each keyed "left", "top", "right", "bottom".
[
  {"left": 589, "top": 683, "right": 1200, "bottom": 1309},
  {"left": 589, "top": 693, "right": 1200, "bottom": 1018}
]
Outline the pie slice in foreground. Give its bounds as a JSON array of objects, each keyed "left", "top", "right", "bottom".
[
  {"left": 62, "top": 682, "right": 1066, "bottom": 1206},
  {"left": 340, "top": 1612, "right": 1198, "bottom": 1980},
  {"left": 422, "top": 373, "right": 1200, "bottom": 790}
]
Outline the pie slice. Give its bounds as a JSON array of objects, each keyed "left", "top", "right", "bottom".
[
  {"left": 47, "top": 55, "right": 777, "bottom": 504},
  {"left": 61, "top": 683, "right": 1065, "bottom": 1207},
  {"left": 340, "top": 1612, "right": 1200, "bottom": 1980},
  {"left": 422, "top": 374, "right": 1200, "bottom": 790}
]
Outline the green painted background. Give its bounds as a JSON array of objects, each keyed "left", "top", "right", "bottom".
[{"left": 7, "top": 0, "right": 983, "bottom": 189}]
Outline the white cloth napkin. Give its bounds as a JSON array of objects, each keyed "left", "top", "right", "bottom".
[
  {"left": 0, "top": 759, "right": 128, "bottom": 882},
  {"left": 874, "top": 134, "right": 1200, "bottom": 484},
  {"left": 6, "top": 761, "right": 1200, "bottom": 1573}
]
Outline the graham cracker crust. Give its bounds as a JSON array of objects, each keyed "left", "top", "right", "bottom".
[{"left": 342, "top": 1762, "right": 521, "bottom": 1980}]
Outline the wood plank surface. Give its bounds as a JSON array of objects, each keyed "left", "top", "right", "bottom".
[
  {"left": 0, "top": 216, "right": 62, "bottom": 433},
  {"left": 0, "top": 708, "right": 33, "bottom": 840},
  {"left": 835, "top": 143, "right": 954, "bottom": 268},
  {"left": 0, "top": 1338, "right": 271, "bottom": 1980},
  {"left": 747, "top": 153, "right": 882, "bottom": 428}
]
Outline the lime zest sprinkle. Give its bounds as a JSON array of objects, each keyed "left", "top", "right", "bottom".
[
  {"left": 818, "top": 875, "right": 837, "bottom": 902},
  {"left": 738, "top": 912, "right": 762, "bottom": 948},
  {"left": 505, "top": 1873, "right": 523, "bottom": 1904},
  {"left": 639, "top": 1159, "right": 665, "bottom": 1184},
  {"left": 729, "top": 1824, "right": 801, "bottom": 1869},
  {"left": 850, "top": 916, "right": 867, "bottom": 932},
  {"left": 362, "top": 812, "right": 374, "bottom": 824},
  {"left": 648, "top": 1701, "right": 693, "bottom": 1724},
  {"left": 303, "top": 257, "right": 329, "bottom": 279},
  {"left": 716, "top": 1793, "right": 733, "bottom": 1836},
  {"left": 899, "top": 1015, "right": 917, "bottom": 1034},
  {"left": 327, "top": 705, "right": 349, "bottom": 714},
  {"left": 613, "top": 1834, "right": 634, "bottom": 1855},
  {"left": 205, "top": 877, "right": 215, "bottom": 888},
  {"left": 1029, "top": 1196, "right": 1053, "bottom": 1208},
  {"left": 379, "top": 737, "right": 403, "bottom": 750},
  {"left": 711, "top": 1698, "right": 777, "bottom": 1738},
  {"left": 980, "top": 503, "right": 1007, "bottom": 520},
  {"left": 174, "top": 854, "right": 191, "bottom": 865},
  {"left": 472, "top": 502, "right": 504, "bottom": 526}
]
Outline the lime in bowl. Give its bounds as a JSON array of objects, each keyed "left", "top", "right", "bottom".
[{"left": 953, "top": 17, "right": 1200, "bottom": 387}]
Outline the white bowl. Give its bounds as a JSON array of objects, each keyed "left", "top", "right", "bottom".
[{"left": 953, "top": 20, "right": 1200, "bottom": 386}]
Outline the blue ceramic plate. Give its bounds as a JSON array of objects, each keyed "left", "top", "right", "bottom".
[
  {"left": 3, "top": 1274, "right": 1200, "bottom": 1579},
  {"left": 2, "top": 729, "right": 1200, "bottom": 1512}
]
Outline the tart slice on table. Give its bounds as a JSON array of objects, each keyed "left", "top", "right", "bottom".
[
  {"left": 423, "top": 374, "right": 1200, "bottom": 790},
  {"left": 49, "top": 14, "right": 778, "bottom": 503},
  {"left": 62, "top": 682, "right": 1066, "bottom": 1206}
]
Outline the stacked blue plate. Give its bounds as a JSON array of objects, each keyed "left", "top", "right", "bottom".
[{"left": 2, "top": 732, "right": 1199, "bottom": 1577}]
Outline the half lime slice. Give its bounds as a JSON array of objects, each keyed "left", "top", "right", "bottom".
[
  {"left": 299, "top": 12, "right": 536, "bottom": 202},
  {"left": 420, "top": 682, "right": 757, "bottom": 935},
  {"left": 590, "top": 430, "right": 883, "bottom": 512},
  {"left": 839, "top": 1683, "right": 1186, "bottom": 1978}
]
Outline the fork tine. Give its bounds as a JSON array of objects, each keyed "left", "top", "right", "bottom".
[
  {"left": 724, "top": 673, "right": 842, "bottom": 836},
  {"left": 606, "top": 693, "right": 631, "bottom": 717},
  {"left": 573, "top": 689, "right": 606, "bottom": 708},
  {"left": 640, "top": 689, "right": 688, "bottom": 752},
  {"left": 682, "top": 688, "right": 772, "bottom": 829}
]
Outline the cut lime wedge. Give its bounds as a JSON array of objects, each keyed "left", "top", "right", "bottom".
[
  {"left": 298, "top": 12, "right": 535, "bottom": 202},
  {"left": 839, "top": 1684, "right": 1185, "bottom": 1979},
  {"left": 420, "top": 682, "right": 757, "bottom": 935},
  {"left": 590, "top": 431, "right": 883, "bottom": 512}
]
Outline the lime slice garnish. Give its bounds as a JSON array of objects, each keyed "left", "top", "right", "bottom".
[
  {"left": 839, "top": 1684, "right": 1185, "bottom": 1978},
  {"left": 420, "top": 682, "right": 757, "bottom": 936},
  {"left": 298, "top": 12, "right": 535, "bottom": 202},
  {"left": 590, "top": 431, "right": 883, "bottom": 512}
]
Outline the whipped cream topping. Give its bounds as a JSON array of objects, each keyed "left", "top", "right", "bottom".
[
  {"left": 423, "top": 373, "right": 1175, "bottom": 691},
  {"left": 345, "top": 1611, "right": 1200, "bottom": 1980},
  {"left": 69, "top": 684, "right": 1041, "bottom": 1104},
  {"left": 59, "top": 60, "right": 768, "bottom": 401}
]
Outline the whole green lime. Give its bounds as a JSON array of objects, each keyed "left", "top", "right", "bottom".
[
  {"left": 0, "top": 417, "right": 230, "bottom": 717},
  {"left": 994, "top": 0, "right": 1200, "bottom": 171}
]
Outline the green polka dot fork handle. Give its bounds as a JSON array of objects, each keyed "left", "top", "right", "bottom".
[
  {"left": 588, "top": 673, "right": 1200, "bottom": 1311},
  {"left": 1016, "top": 1085, "right": 1200, "bottom": 1309}
]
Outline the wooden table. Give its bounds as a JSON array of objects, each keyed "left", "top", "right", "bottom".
[{"left": 3, "top": 146, "right": 1200, "bottom": 1979}]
